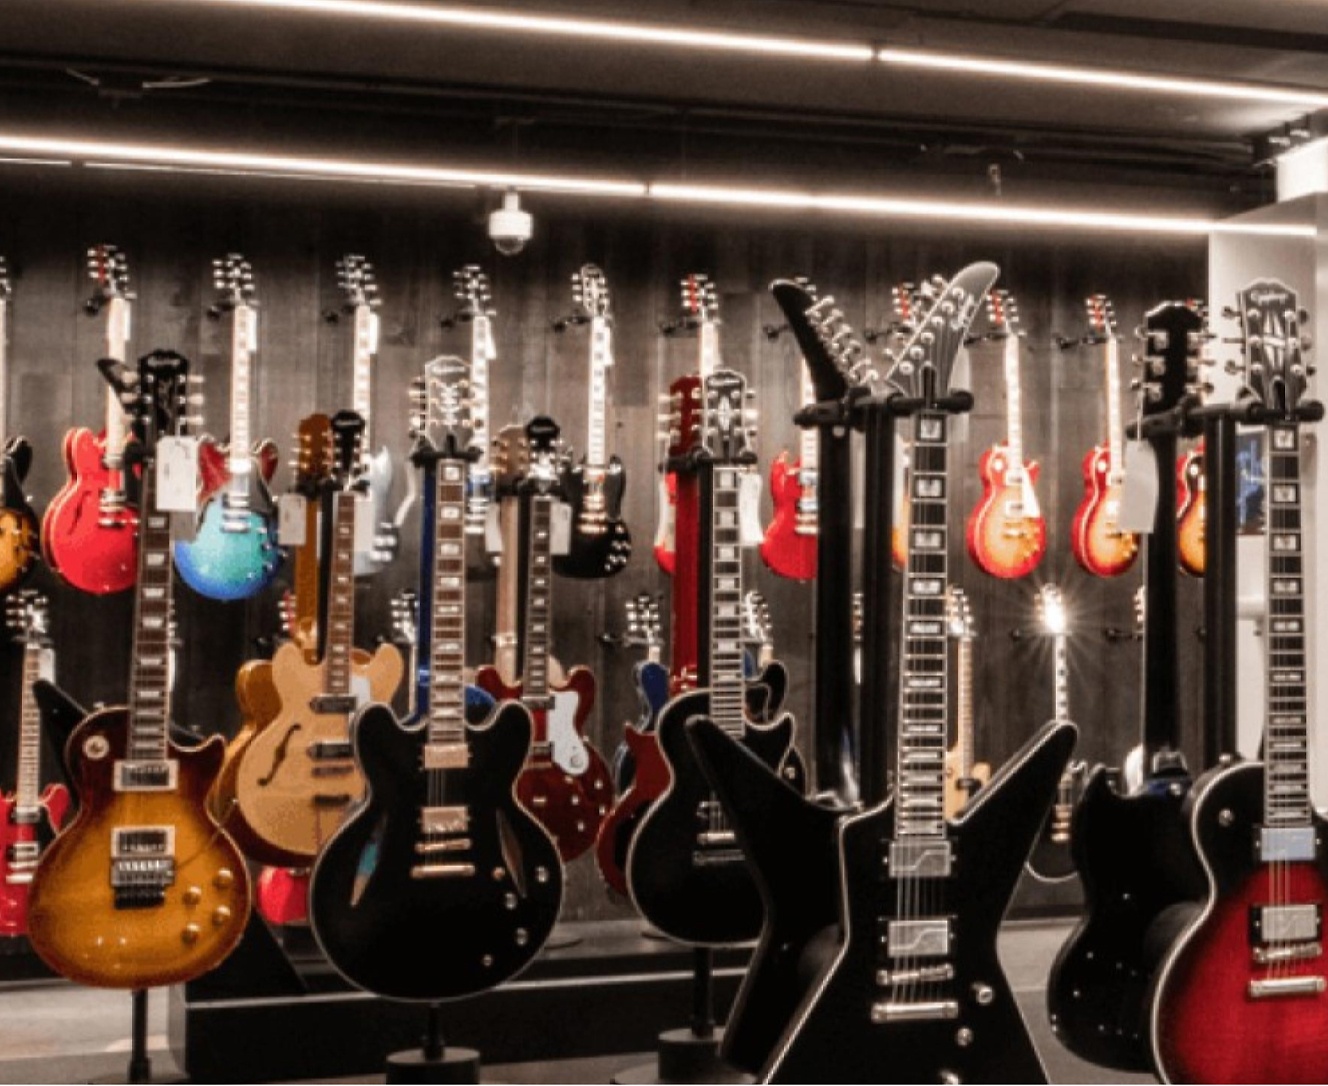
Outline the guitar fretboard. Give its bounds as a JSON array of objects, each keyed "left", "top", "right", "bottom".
[
  {"left": 127, "top": 471, "right": 174, "bottom": 762},
  {"left": 1265, "top": 422, "right": 1311, "bottom": 827},
  {"left": 708, "top": 463, "right": 746, "bottom": 737},
  {"left": 323, "top": 490, "right": 359, "bottom": 697},
  {"left": 955, "top": 632, "right": 973, "bottom": 780},
  {"left": 0, "top": 296, "right": 9, "bottom": 452},
  {"left": 896, "top": 411, "right": 951, "bottom": 839},
  {"left": 586, "top": 315, "right": 611, "bottom": 470},
  {"left": 520, "top": 494, "right": 554, "bottom": 705},
  {"left": 1002, "top": 334, "right": 1024, "bottom": 469},
  {"left": 1104, "top": 337, "right": 1123, "bottom": 480},
  {"left": 15, "top": 638, "right": 42, "bottom": 811},
  {"left": 427, "top": 460, "right": 468, "bottom": 743},
  {"left": 228, "top": 304, "right": 256, "bottom": 475},
  {"left": 351, "top": 305, "right": 378, "bottom": 449},
  {"left": 103, "top": 296, "right": 131, "bottom": 471},
  {"left": 1053, "top": 632, "right": 1069, "bottom": 723}
]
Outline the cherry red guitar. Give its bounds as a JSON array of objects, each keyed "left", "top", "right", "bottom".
[
  {"left": 1176, "top": 439, "right": 1205, "bottom": 577},
  {"left": 1070, "top": 295, "right": 1139, "bottom": 577},
  {"left": 1150, "top": 281, "right": 1326, "bottom": 1084},
  {"left": 42, "top": 245, "right": 139, "bottom": 595},
  {"left": 760, "top": 360, "right": 817, "bottom": 581},
  {"left": 965, "top": 289, "right": 1046, "bottom": 579},
  {"left": 0, "top": 592, "right": 70, "bottom": 938}
]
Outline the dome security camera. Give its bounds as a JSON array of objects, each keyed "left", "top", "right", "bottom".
[{"left": 488, "top": 190, "right": 532, "bottom": 256}]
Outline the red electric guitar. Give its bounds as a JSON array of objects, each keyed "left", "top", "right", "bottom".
[
  {"left": 760, "top": 360, "right": 818, "bottom": 581},
  {"left": 966, "top": 288, "right": 1047, "bottom": 579},
  {"left": 1176, "top": 438, "right": 1205, "bottom": 577},
  {"left": 1071, "top": 294, "right": 1139, "bottom": 578},
  {"left": 0, "top": 592, "right": 70, "bottom": 938},
  {"left": 475, "top": 418, "right": 614, "bottom": 863},
  {"left": 1149, "top": 280, "right": 1326, "bottom": 1084},
  {"left": 42, "top": 245, "right": 139, "bottom": 594}
]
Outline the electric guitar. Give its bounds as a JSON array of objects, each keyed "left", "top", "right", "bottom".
[
  {"left": 335, "top": 255, "right": 400, "bottom": 576},
  {"left": 28, "top": 350, "right": 252, "bottom": 988},
  {"left": 230, "top": 411, "right": 404, "bottom": 866},
  {"left": 452, "top": 265, "right": 496, "bottom": 539},
  {"left": 942, "top": 587, "right": 990, "bottom": 819},
  {"left": 1026, "top": 584, "right": 1088, "bottom": 884},
  {"left": 888, "top": 280, "right": 926, "bottom": 571},
  {"left": 173, "top": 253, "right": 281, "bottom": 600},
  {"left": 760, "top": 360, "right": 818, "bottom": 582},
  {"left": 651, "top": 416, "right": 676, "bottom": 575},
  {"left": 310, "top": 355, "right": 563, "bottom": 1001},
  {"left": 1046, "top": 301, "right": 1209, "bottom": 1072},
  {"left": 1149, "top": 280, "right": 1327, "bottom": 1084},
  {"left": 0, "top": 259, "right": 38, "bottom": 594},
  {"left": 553, "top": 265, "right": 631, "bottom": 579},
  {"left": 1071, "top": 295, "right": 1140, "bottom": 578},
  {"left": 1176, "top": 438, "right": 1205, "bottom": 576},
  {"left": 0, "top": 592, "right": 70, "bottom": 938},
  {"left": 42, "top": 245, "right": 139, "bottom": 594},
  {"left": 475, "top": 419, "right": 614, "bottom": 863},
  {"left": 606, "top": 593, "right": 669, "bottom": 794},
  {"left": 966, "top": 288, "right": 1046, "bottom": 579},
  {"left": 627, "top": 365, "right": 804, "bottom": 947}
]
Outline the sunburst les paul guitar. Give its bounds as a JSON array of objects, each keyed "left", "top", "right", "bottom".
[
  {"left": 1176, "top": 438, "right": 1205, "bottom": 576},
  {"left": 942, "top": 587, "right": 990, "bottom": 819},
  {"left": 28, "top": 350, "right": 252, "bottom": 988}
]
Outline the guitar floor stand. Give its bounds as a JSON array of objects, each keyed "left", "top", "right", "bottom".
[
  {"left": 384, "top": 1003, "right": 480, "bottom": 1085},
  {"left": 89, "top": 989, "right": 182, "bottom": 1085},
  {"left": 613, "top": 948, "right": 752, "bottom": 1085}
]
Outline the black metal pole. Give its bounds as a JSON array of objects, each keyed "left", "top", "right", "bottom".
[
  {"left": 690, "top": 947, "right": 715, "bottom": 1040},
  {"left": 422, "top": 1002, "right": 445, "bottom": 1063},
  {"left": 858, "top": 399, "right": 896, "bottom": 807},
  {"left": 127, "top": 989, "right": 151, "bottom": 1084}
]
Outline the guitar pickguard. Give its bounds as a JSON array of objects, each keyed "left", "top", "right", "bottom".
[{"left": 546, "top": 686, "right": 590, "bottom": 776}]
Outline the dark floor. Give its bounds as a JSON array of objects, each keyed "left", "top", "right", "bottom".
[{"left": 0, "top": 920, "right": 1154, "bottom": 1084}]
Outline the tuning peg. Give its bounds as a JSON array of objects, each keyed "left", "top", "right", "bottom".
[{"left": 1301, "top": 334, "right": 1315, "bottom": 353}]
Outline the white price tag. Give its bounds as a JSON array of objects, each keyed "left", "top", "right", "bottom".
[
  {"left": 278, "top": 493, "right": 307, "bottom": 546},
  {"left": 1117, "top": 440, "right": 1159, "bottom": 533},
  {"left": 354, "top": 492, "right": 377, "bottom": 554},
  {"left": 155, "top": 436, "right": 199, "bottom": 512},
  {"left": 739, "top": 469, "right": 764, "bottom": 546},
  {"left": 484, "top": 504, "right": 503, "bottom": 554},
  {"left": 550, "top": 501, "right": 572, "bottom": 556}
]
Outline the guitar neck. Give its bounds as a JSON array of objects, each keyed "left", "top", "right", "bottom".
[
  {"left": 492, "top": 496, "right": 520, "bottom": 680},
  {"left": 699, "top": 321, "right": 719, "bottom": 381},
  {"left": 798, "top": 366, "right": 817, "bottom": 473},
  {"left": 322, "top": 489, "right": 359, "bottom": 696},
  {"left": 228, "top": 303, "right": 257, "bottom": 471},
  {"left": 704, "top": 460, "right": 746, "bottom": 735},
  {"left": 350, "top": 305, "right": 378, "bottom": 448},
  {"left": 519, "top": 492, "right": 555, "bottom": 704},
  {"left": 0, "top": 298, "right": 9, "bottom": 451},
  {"left": 470, "top": 316, "right": 492, "bottom": 466},
  {"left": 126, "top": 470, "right": 174, "bottom": 762},
  {"left": 103, "top": 297, "right": 131, "bottom": 467},
  {"left": 291, "top": 497, "right": 322, "bottom": 658},
  {"left": 1104, "top": 337, "right": 1123, "bottom": 478},
  {"left": 955, "top": 633, "right": 973, "bottom": 778},
  {"left": 586, "top": 315, "right": 611, "bottom": 470},
  {"left": 1003, "top": 334, "right": 1023, "bottom": 465},
  {"left": 1264, "top": 422, "right": 1311, "bottom": 829},
  {"left": 1053, "top": 633, "right": 1069, "bottom": 722},
  {"left": 426, "top": 459, "right": 467, "bottom": 739},
  {"left": 14, "top": 638, "right": 43, "bottom": 811}
]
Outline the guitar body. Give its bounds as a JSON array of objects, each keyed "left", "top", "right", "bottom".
[
  {"left": 653, "top": 471, "right": 677, "bottom": 575},
  {"left": 0, "top": 438, "right": 38, "bottom": 593},
  {"left": 26, "top": 710, "right": 250, "bottom": 987},
  {"left": 627, "top": 686, "right": 802, "bottom": 946},
  {"left": 1070, "top": 446, "right": 1139, "bottom": 577},
  {"left": 173, "top": 439, "right": 281, "bottom": 601},
  {"left": 41, "top": 428, "right": 138, "bottom": 595},
  {"left": 942, "top": 748, "right": 991, "bottom": 819},
  {"left": 207, "top": 658, "right": 281, "bottom": 830},
  {"left": 596, "top": 723, "right": 671, "bottom": 897},
  {"left": 1176, "top": 447, "right": 1205, "bottom": 577},
  {"left": 552, "top": 456, "right": 632, "bottom": 579},
  {"left": 474, "top": 664, "right": 613, "bottom": 863},
  {"left": 759, "top": 453, "right": 816, "bottom": 582},
  {"left": 351, "top": 445, "right": 395, "bottom": 577},
  {"left": 965, "top": 446, "right": 1046, "bottom": 579},
  {"left": 609, "top": 658, "right": 671, "bottom": 791},
  {"left": 231, "top": 640, "right": 404, "bottom": 867},
  {"left": 0, "top": 783, "right": 70, "bottom": 937},
  {"left": 310, "top": 699, "right": 562, "bottom": 1000},
  {"left": 766, "top": 720, "right": 1074, "bottom": 1084},
  {"left": 1150, "top": 762, "right": 1328, "bottom": 1083},
  {"left": 891, "top": 492, "right": 910, "bottom": 570},
  {"left": 1046, "top": 767, "right": 1205, "bottom": 1072}
]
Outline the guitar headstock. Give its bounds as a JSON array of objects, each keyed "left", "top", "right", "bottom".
[
  {"left": 770, "top": 279, "right": 868, "bottom": 399},
  {"left": 682, "top": 273, "right": 719, "bottom": 327},
  {"left": 336, "top": 254, "right": 379, "bottom": 312},
  {"left": 1036, "top": 584, "right": 1067, "bottom": 636},
  {"left": 86, "top": 244, "right": 133, "bottom": 310},
  {"left": 294, "top": 413, "right": 335, "bottom": 496},
  {"left": 983, "top": 288, "right": 1022, "bottom": 340},
  {"left": 701, "top": 369, "right": 756, "bottom": 464},
  {"left": 391, "top": 590, "right": 418, "bottom": 647},
  {"left": 329, "top": 409, "right": 367, "bottom": 489},
  {"left": 946, "top": 586, "right": 974, "bottom": 640},
  {"left": 5, "top": 589, "right": 49, "bottom": 646},
  {"left": 1232, "top": 279, "right": 1314, "bottom": 420},
  {"left": 1084, "top": 294, "right": 1118, "bottom": 344},
  {"left": 0, "top": 255, "right": 11, "bottom": 304},
  {"left": 211, "top": 253, "right": 257, "bottom": 313},
  {"left": 1137, "top": 301, "right": 1205, "bottom": 417},
  {"left": 129, "top": 351, "right": 194, "bottom": 450},
  {"left": 883, "top": 262, "right": 999, "bottom": 403},
  {"left": 452, "top": 264, "right": 494, "bottom": 321},
  {"left": 412, "top": 354, "right": 473, "bottom": 456},
  {"left": 573, "top": 264, "right": 611, "bottom": 321},
  {"left": 624, "top": 592, "right": 664, "bottom": 651},
  {"left": 742, "top": 590, "right": 774, "bottom": 649}
]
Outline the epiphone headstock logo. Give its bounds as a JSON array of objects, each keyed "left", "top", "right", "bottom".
[{"left": 1249, "top": 287, "right": 1291, "bottom": 307}]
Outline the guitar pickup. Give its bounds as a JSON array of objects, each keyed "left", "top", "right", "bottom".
[
  {"left": 423, "top": 743, "right": 469, "bottom": 771},
  {"left": 114, "top": 760, "right": 178, "bottom": 792},
  {"left": 1248, "top": 976, "right": 1326, "bottom": 1000},
  {"left": 308, "top": 739, "right": 353, "bottom": 760},
  {"left": 1259, "top": 825, "right": 1317, "bottom": 863},
  {"left": 888, "top": 841, "right": 953, "bottom": 878},
  {"left": 420, "top": 806, "right": 469, "bottom": 835},
  {"left": 313, "top": 793, "right": 353, "bottom": 808},
  {"left": 1251, "top": 903, "right": 1321, "bottom": 945},
  {"left": 6, "top": 842, "right": 38, "bottom": 865},
  {"left": 309, "top": 695, "right": 359, "bottom": 715},
  {"left": 885, "top": 918, "right": 951, "bottom": 959}
]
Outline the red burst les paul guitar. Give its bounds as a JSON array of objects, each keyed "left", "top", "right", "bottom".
[
  {"left": 42, "top": 246, "right": 139, "bottom": 595},
  {"left": 1149, "top": 280, "right": 1327, "bottom": 1084},
  {"left": 965, "top": 289, "right": 1046, "bottom": 579},
  {"left": 1070, "top": 294, "right": 1140, "bottom": 578},
  {"left": 0, "top": 592, "right": 70, "bottom": 938}
]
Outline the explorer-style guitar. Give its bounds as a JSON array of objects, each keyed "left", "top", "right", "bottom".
[
  {"left": 42, "top": 245, "right": 139, "bottom": 594},
  {"left": 760, "top": 362, "right": 818, "bottom": 582},
  {"left": 1149, "top": 281, "right": 1328, "bottom": 1084},
  {"left": 230, "top": 412, "right": 404, "bottom": 867},
  {"left": 1046, "top": 302, "right": 1209, "bottom": 1073},
  {"left": 173, "top": 254, "right": 281, "bottom": 600},
  {"left": 0, "top": 592, "right": 70, "bottom": 938},
  {"left": 310, "top": 355, "right": 563, "bottom": 1001},
  {"left": 1071, "top": 295, "right": 1140, "bottom": 578},
  {"left": 627, "top": 366, "right": 804, "bottom": 947},
  {"left": 27, "top": 351, "right": 252, "bottom": 988},
  {"left": 966, "top": 288, "right": 1046, "bottom": 579},
  {"left": 942, "top": 587, "right": 990, "bottom": 819},
  {"left": 475, "top": 419, "right": 614, "bottom": 863},
  {"left": 1176, "top": 438, "right": 1205, "bottom": 576},
  {"left": 553, "top": 265, "right": 631, "bottom": 579},
  {"left": 452, "top": 265, "right": 496, "bottom": 538},
  {"left": 0, "top": 259, "right": 38, "bottom": 594}
]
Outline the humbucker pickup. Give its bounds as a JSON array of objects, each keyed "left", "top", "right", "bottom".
[
  {"left": 884, "top": 917, "right": 952, "bottom": 959},
  {"left": 420, "top": 806, "right": 469, "bottom": 835},
  {"left": 1252, "top": 903, "right": 1321, "bottom": 945},
  {"left": 310, "top": 694, "right": 359, "bottom": 715},
  {"left": 1259, "top": 825, "right": 1317, "bottom": 863},
  {"left": 308, "top": 739, "right": 353, "bottom": 760},
  {"left": 888, "top": 840, "right": 953, "bottom": 878},
  {"left": 114, "top": 760, "right": 178, "bottom": 792},
  {"left": 423, "top": 743, "right": 469, "bottom": 771},
  {"left": 5, "top": 842, "right": 38, "bottom": 865}
]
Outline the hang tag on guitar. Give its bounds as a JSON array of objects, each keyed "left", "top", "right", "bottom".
[
  {"left": 1117, "top": 440, "right": 1159, "bottom": 533},
  {"left": 155, "top": 436, "right": 200, "bottom": 512},
  {"left": 550, "top": 501, "right": 572, "bottom": 555},
  {"left": 354, "top": 493, "right": 377, "bottom": 554},
  {"left": 739, "top": 470, "right": 764, "bottom": 546},
  {"left": 484, "top": 504, "right": 503, "bottom": 554},
  {"left": 278, "top": 494, "right": 307, "bottom": 546}
]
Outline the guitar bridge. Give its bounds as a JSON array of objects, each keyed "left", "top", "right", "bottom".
[
  {"left": 1248, "top": 976, "right": 1327, "bottom": 1000},
  {"left": 870, "top": 1000, "right": 959, "bottom": 1023},
  {"left": 110, "top": 826, "right": 175, "bottom": 908},
  {"left": 1254, "top": 941, "right": 1322, "bottom": 965}
]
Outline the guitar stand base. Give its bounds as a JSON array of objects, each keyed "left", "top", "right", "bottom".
[
  {"left": 384, "top": 1046, "right": 482, "bottom": 1084},
  {"left": 612, "top": 1027, "right": 753, "bottom": 1085}
]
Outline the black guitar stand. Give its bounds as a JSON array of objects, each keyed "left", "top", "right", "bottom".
[{"left": 384, "top": 1003, "right": 481, "bottom": 1085}]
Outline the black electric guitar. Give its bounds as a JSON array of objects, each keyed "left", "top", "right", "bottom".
[
  {"left": 309, "top": 355, "right": 563, "bottom": 1001},
  {"left": 626, "top": 365, "right": 804, "bottom": 947},
  {"left": 1046, "top": 301, "right": 1209, "bottom": 1072},
  {"left": 553, "top": 264, "right": 631, "bottom": 579}
]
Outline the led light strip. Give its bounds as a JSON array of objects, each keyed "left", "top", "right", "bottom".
[{"left": 0, "top": 133, "right": 1310, "bottom": 237}]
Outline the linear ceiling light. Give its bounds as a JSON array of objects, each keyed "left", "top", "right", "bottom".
[
  {"left": 176, "top": 0, "right": 873, "bottom": 61},
  {"left": 877, "top": 47, "right": 1328, "bottom": 110}
]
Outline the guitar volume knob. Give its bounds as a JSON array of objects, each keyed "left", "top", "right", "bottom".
[
  {"left": 212, "top": 906, "right": 233, "bottom": 927},
  {"left": 213, "top": 868, "right": 235, "bottom": 889}
]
